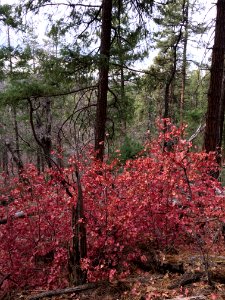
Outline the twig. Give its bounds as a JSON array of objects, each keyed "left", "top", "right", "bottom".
[{"left": 0, "top": 273, "right": 11, "bottom": 287}]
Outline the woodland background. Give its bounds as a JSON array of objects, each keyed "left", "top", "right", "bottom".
[
  {"left": 1, "top": 0, "right": 225, "bottom": 299},
  {"left": 0, "top": 0, "right": 213, "bottom": 167}
]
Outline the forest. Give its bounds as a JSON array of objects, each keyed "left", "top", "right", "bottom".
[{"left": 1, "top": 0, "right": 225, "bottom": 299}]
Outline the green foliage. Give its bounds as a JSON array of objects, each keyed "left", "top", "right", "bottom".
[
  {"left": 0, "top": 0, "right": 213, "bottom": 171},
  {"left": 0, "top": 80, "right": 55, "bottom": 106},
  {"left": 186, "top": 108, "right": 203, "bottom": 123},
  {"left": 118, "top": 136, "right": 143, "bottom": 163},
  {"left": 0, "top": 4, "right": 21, "bottom": 28}
]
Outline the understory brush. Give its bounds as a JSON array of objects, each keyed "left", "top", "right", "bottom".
[{"left": 1, "top": 120, "right": 225, "bottom": 294}]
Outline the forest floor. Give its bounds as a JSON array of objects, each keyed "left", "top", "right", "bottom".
[{"left": 6, "top": 252, "right": 225, "bottom": 300}]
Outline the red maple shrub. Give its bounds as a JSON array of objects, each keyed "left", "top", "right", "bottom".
[{"left": 1, "top": 120, "right": 225, "bottom": 293}]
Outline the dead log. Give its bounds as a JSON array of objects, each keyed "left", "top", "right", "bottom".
[
  {"left": 0, "top": 211, "right": 26, "bottom": 225},
  {"left": 28, "top": 282, "right": 99, "bottom": 300},
  {"left": 168, "top": 296, "right": 206, "bottom": 300},
  {"left": 168, "top": 271, "right": 203, "bottom": 289},
  {"left": 211, "top": 268, "right": 225, "bottom": 284},
  {"left": 159, "top": 261, "right": 184, "bottom": 274},
  {"left": 134, "top": 253, "right": 184, "bottom": 274},
  {"left": 188, "top": 123, "right": 206, "bottom": 143}
]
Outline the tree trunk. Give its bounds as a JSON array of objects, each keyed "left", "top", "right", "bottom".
[
  {"left": 7, "top": 26, "right": 24, "bottom": 173},
  {"left": 204, "top": 0, "right": 225, "bottom": 166},
  {"left": 94, "top": 0, "right": 113, "bottom": 161},
  {"left": 164, "top": 81, "right": 171, "bottom": 119},
  {"left": 180, "top": 0, "right": 189, "bottom": 125},
  {"left": 68, "top": 165, "right": 87, "bottom": 285},
  {"left": 2, "top": 146, "right": 9, "bottom": 175},
  {"left": 41, "top": 98, "right": 52, "bottom": 168},
  {"left": 5, "top": 142, "right": 23, "bottom": 173},
  {"left": 32, "top": 97, "right": 53, "bottom": 168},
  {"left": 163, "top": 30, "right": 182, "bottom": 119},
  {"left": 13, "top": 106, "right": 22, "bottom": 167}
]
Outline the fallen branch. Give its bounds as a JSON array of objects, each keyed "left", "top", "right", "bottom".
[
  {"left": 0, "top": 211, "right": 26, "bottom": 225},
  {"left": 168, "top": 296, "right": 206, "bottom": 300},
  {"left": 188, "top": 123, "right": 206, "bottom": 143},
  {"left": 28, "top": 282, "right": 99, "bottom": 300},
  {"left": 168, "top": 271, "right": 203, "bottom": 289}
]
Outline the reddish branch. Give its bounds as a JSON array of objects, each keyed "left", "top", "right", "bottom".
[{"left": 0, "top": 273, "right": 11, "bottom": 287}]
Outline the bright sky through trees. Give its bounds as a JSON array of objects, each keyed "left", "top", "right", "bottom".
[{"left": 0, "top": 0, "right": 216, "bottom": 69}]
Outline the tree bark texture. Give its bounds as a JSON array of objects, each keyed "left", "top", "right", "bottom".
[
  {"left": 94, "top": 0, "right": 113, "bottom": 161},
  {"left": 29, "top": 97, "right": 53, "bottom": 169},
  {"left": 204, "top": 0, "right": 225, "bottom": 163},
  {"left": 163, "top": 28, "right": 182, "bottom": 119},
  {"left": 68, "top": 165, "right": 87, "bottom": 285}
]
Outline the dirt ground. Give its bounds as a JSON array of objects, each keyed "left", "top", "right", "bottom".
[{"left": 4, "top": 252, "right": 225, "bottom": 300}]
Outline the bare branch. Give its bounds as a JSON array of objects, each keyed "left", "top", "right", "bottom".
[
  {"left": 188, "top": 123, "right": 206, "bottom": 142},
  {"left": 34, "top": 85, "right": 98, "bottom": 99}
]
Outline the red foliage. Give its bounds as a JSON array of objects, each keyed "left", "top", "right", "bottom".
[{"left": 1, "top": 120, "right": 225, "bottom": 293}]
